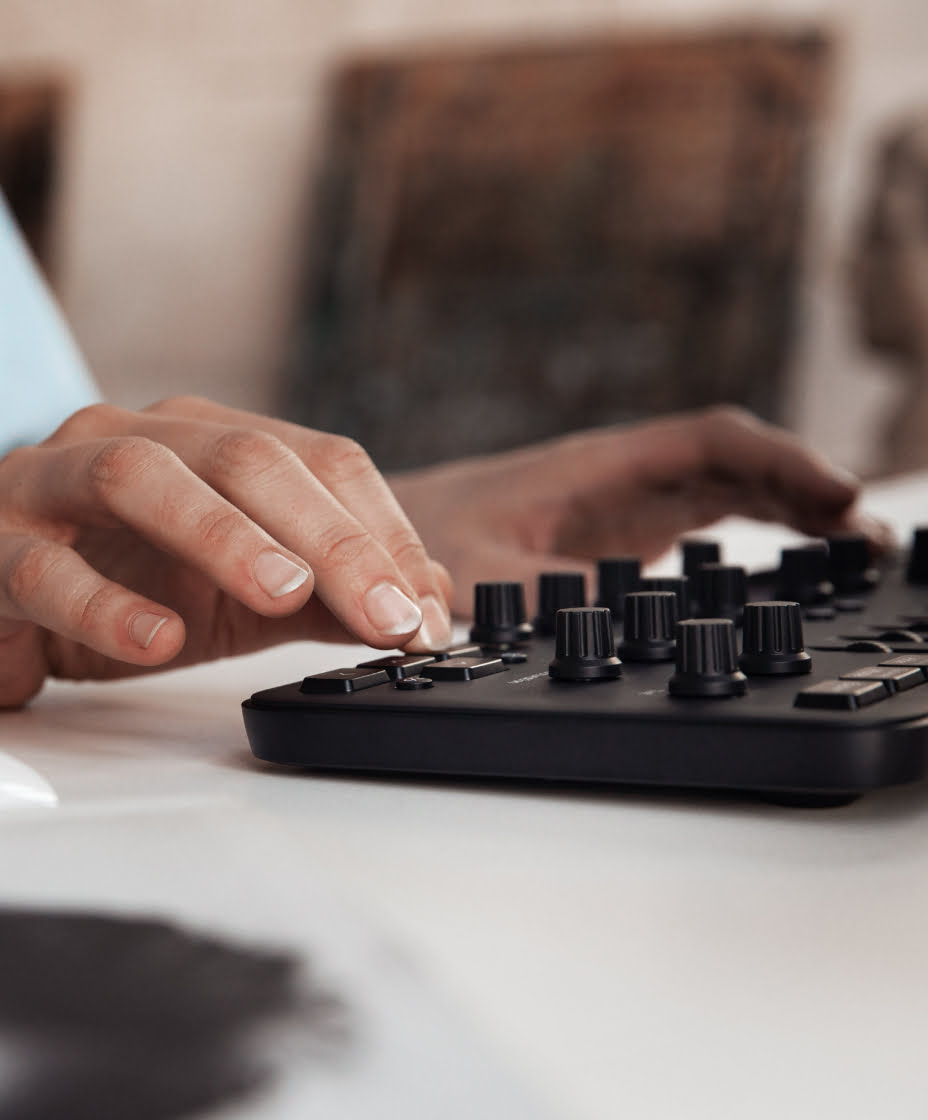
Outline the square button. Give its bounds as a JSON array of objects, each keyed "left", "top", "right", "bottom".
[
  {"left": 841, "top": 666, "right": 925, "bottom": 692},
  {"left": 794, "top": 679, "right": 889, "bottom": 710},
  {"left": 356, "top": 654, "right": 437, "bottom": 680},
  {"left": 300, "top": 667, "right": 391, "bottom": 694},
  {"left": 422, "top": 657, "right": 506, "bottom": 681}
]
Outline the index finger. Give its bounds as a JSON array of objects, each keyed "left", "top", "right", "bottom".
[{"left": 144, "top": 397, "right": 453, "bottom": 649}]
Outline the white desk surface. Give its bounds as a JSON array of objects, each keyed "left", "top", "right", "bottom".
[{"left": 2, "top": 472, "right": 928, "bottom": 1119}]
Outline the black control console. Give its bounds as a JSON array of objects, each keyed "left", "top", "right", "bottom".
[{"left": 243, "top": 531, "right": 928, "bottom": 804}]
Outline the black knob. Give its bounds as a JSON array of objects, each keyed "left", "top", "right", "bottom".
[
  {"left": 470, "top": 582, "right": 534, "bottom": 646},
  {"left": 535, "top": 572, "right": 587, "bottom": 636},
  {"left": 549, "top": 607, "right": 622, "bottom": 682},
  {"left": 739, "top": 601, "right": 812, "bottom": 676},
  {"left": 695, "top": 564, "right": 747, "bottom": 623},
  {"left": 668, "top": 619, "right": 747, "bottom": 698},
  {"left": 596, "top": 557, "right": 641, "bottom": 619},
  {"left": 775, "top": 544, "right": 833, "bottom": 605},
  {"left": 827, "top": 532, "right": 878, "bottom": 594},
  {"left": 907, "top": 528, "right": 928, "bottom": 585},
  {"left": 681, "top": 539, "right": 721, "bottom": 581},
  {"left": 638, "top": 576, "right": 691, "bottom": 620},
  {"left": 618, "top": 591, "right": 678, "bottom": 661}
]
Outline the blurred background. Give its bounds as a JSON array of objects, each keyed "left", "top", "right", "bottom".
[{"left": 1, "top": 0, "right": 927, "bottom": 477}]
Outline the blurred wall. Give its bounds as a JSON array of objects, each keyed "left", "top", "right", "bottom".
[{"left": 0, "top": 0, "right": 927, "bottom": 473}]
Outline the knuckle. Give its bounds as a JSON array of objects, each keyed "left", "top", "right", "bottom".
[
  {"left": 208, "top": 428, "right": 292, "bottom": 481},
  {"left": 145, "top": 394, "right": 210, "bottom": 417},
  {"left": 76, "top": 583, "right": 118, "bottom": 634},
  {"left": 195, "top": 506, "right": 251, "bottom": 552},
  {"left": 49, "top": 403, "right": 123, "bottom": 444},
  {"left": 86, "top": 436, "right": 165, "bottom": 497},
  {"left": 7, "top": 540, "right": 61, "bottom": 607},
  {"left": 702, "top": 404, "right": 756, "bottom": 434},
  {"left": 314, "top": 435, "right": 375, "bottom": 485},
  {"left": 385, "top": 532, "right": 428, "bottom": 573},
  {"left": 312, "top": 523, "right": 373, "bottom": 571}
]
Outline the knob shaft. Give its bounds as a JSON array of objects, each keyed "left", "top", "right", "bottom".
[
  {"left": 739, "top": 601, "right": 812, "bottom": 676},
  {"left": 618, "top": 591, "right": 678, "bottom": 661},
  {"left": 596, "top": 557, "right": 641, "bottom": 619},
  {"left": 668, "top": 619, "right": 747, "bottom": 698},
  {"left": 549, "top": 607, "right": 622, "bottom": 682},
  {"left": 696, "top": 564, "right": 747, "bottom": 623},
  {"left": 470, "top": 582, "right": 534, "bottom": 646},
  {"left": 535, "top": 572, "right": 587, "bottom": 636},
  {"left": 638, "top": 576, "right": 691, "bottom": 620}
]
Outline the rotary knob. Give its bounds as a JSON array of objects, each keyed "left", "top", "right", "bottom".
[
  {"left": 695, "top": 564, "right": 747, "bottom": 623},
  {"left": 470, "top": 582, "right": 534, "bottom": 646},
  {"left": 548, "top": 607, "right": 622, "bottom": 682},
  {"left": 827, "top": 532, "right": 878, "bottom": 594},
  {"left": 617, "top": 591, "right": 678, "bottom": 661},
  {"left": 907, "top": 527, "right": 928, "bottom": 585},
  {"left": 535, "top": 572, "right": 587, "bottom": 636},
  {"left": 638, "top": 576, "right": 691, "bottom": 620},
  {"left": 596, "top": 557, "right": 641, "bottom": 619},
  {"left": 775, "top": 544, "right": 833, "bottom": 605},
  {"left": 668, "top": 619, "right": 747, "bottom": 698},
  {"left": 739, "top": 601, "right": 812, "bottom": 676},
  {"left": 681, "top": 539, "right": 721, "bottom": 581}
]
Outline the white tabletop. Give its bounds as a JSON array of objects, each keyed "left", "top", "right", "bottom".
[{"left": 2, "top": 472, "right": 928, "bottom": 1119}]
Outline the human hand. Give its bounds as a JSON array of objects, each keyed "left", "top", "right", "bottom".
[
  {"left": 0, "top": 397, "right": 452, "bottom": 707},
  {"left": 389, "top": 406, "right": 889, "bottom": 615}
]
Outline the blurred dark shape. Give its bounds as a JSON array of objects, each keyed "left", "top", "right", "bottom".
[
  {"left": 853, "top": 114, "right": 928, "bottom": 475},
  {"left": 0, "top": 80, "right": 64, "bottom": 270},
  {"left": 284, "top": 30, "right": 831, "bottom": 470},
  {"left": 0, "top": 907, "right": 349, "bottom": 1120}
]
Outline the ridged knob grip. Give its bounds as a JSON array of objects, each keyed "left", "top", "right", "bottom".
[
  {"left": 470, "top": 582, "right": 534, "bottom": 646},
  {"left": 775, "top": 544, "right": 833, "bottom": 605},
  {"left": 739, "top": 601, "right": 812, "bottom": 676},
  {"left": 696, "top": 564, "right": 747, "bottom": 623},
  {"left": 637, "top": 576, "right": 691, "bottom": 620},
  {"left": 596, "top": 557, "right": 641, "bottom": 619},
  {"left": 668, "top": 619, "right": 747, "bottom": 698},
  {"left": 535, "top": 572, "right": 587, "bottom": 636},
  {"left": 618, "top": 591, "right": 678, "bottom": 661},
  {"left": 549, "top": 607, "right": 622, "bottom": 682}
]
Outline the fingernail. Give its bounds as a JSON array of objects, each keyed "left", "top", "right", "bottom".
[
  {"left": 255, "top": 550, "right": 310, "bottom": 598},
  {"left": 363, "top": 581, "right": 423, "bottom": 636},
  {"left": 415, "top": 594, "right": 453, "bottom": 650},
  {"left": 129, "top": 611, "right": 168, "bottom": 649}
]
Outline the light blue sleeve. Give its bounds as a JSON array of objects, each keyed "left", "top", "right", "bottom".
[{"left": 0, "top": 191, "right": 101, "bottom": 455}]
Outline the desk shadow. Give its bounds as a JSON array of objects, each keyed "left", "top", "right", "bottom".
[{"left": 0, "top": 908, "right": 350, "bottom": 1119}]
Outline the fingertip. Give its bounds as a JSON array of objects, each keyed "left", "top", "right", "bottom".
[{"left": 127, "top": 609, "right": 185, "bottom": 662}]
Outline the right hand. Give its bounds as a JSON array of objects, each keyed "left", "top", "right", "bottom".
[{"left": 0, "top": 397, "right": 453, "bottom": 707}]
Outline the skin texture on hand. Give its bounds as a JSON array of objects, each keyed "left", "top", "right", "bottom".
[
  {"left": 0, "top": 397, "right": 452, "bottom": 707},
  {"left": 388, "top": 406, "right": 889, "bottom": 616}
]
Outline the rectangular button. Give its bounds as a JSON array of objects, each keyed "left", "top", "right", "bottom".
[
  {"left": 422, "top": 657, "right": 506, "bottom": 681},
  {"left": 356, "top": 654, "right": 437, "bottom": 680},
  {"left": 879, "top": 654, "right": 928, "bottom": 675},
  {"left": 794, "top": 679, "right": 889, "bottom": 710},
  {"left": 300, "top": 667, "right": 391, "bottom": 694},
  {"left": 840, "top": 666, "right": 925, "bottom": 692}
]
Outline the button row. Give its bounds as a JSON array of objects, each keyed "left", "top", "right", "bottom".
[
  {"left": 300, "top": 649, "right": 506, "bottom": 694},
  {"left": 794, "top": 656, "right": 928, "bottom": 710}
]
